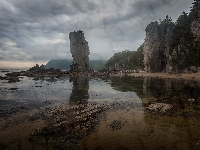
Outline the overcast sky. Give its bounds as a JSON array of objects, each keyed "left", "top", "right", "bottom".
[{"left": 0, "top": 0, "right": 194, "bottom": 68}]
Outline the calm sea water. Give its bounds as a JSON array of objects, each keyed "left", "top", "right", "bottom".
[{"left": 0, "top": 70, "right": 200, "bottom": 150}]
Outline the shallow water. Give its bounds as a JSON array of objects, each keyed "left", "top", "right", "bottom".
[{"left": 0, "top": 73, "right": 200, "bottom": 150}]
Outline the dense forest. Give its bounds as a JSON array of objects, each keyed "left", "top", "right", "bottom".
[
  {"left": 157, "top": 5, "right": 200, "bottom": 71},
  {"left": 105, "top": 44, "right": 144, "bottom": 70},
  {"left": 170, "top": 0, "right": 200, "bottom": 70}
]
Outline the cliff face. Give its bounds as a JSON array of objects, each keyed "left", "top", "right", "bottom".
[
  {"left": 143, "top": 21, "right": 174, "bottom": 73},
  {"left": 69, "top": 30, "right": 90, "bottom": 72},
  {"left": 143, "top": 22, "right": 161, "bottom": 73},
  {"left": 142, "top": 1, "right": 200, "bottom": 73},
  {"left": 143, "top": 10, "right": 200, "bottom": 73}
]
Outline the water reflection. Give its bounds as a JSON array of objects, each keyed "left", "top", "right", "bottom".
[
  {"left": 69, "top": 77, "right": 89, "bottom": 103},
  {"left": 0, "top": 75, "right": 200, "bottom": 149},
  {"left": 110, "top": 76, "right": 200, "bottom": 106},
  {"left": 80, "top": 76, "right": 200, "bottom": 150}
]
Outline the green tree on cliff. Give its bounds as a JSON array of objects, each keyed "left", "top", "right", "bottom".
[
  {"left": 171, "top": 6, "right": 200, "bottom": 69},
  {"left": 105, "top": 44, "right": 144, "bottom": 70},
  {"left": 190, "top": 0, "right": 200, "bottom": 19},
  {"left": 171, "top": 12, "right": 193, "bottom": 69},
  {"left": 187, "top": 0, "right": 200, "bottom": 67},
  {"left": 159, "top": 15, "right": 172, "bottom": 24},
  {"left": 159, "top": 15, "right": 174, "bottom": 37}
]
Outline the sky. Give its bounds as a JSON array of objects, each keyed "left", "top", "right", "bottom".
[{"left": 0, "top": 0, "right": 194, "bottom": 69}]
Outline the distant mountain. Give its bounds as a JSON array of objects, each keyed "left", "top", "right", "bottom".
[
  {"left": 45, "top": 59, "right": 107, "bottom": 70},
  {"left": 45, "top": 59, "right": 72, "bottom": 70}
]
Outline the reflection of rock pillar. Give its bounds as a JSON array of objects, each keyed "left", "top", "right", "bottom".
[
  {"left": 165, "top": 78, "right": 172, "bottom": 97},
  {"left": 142, "top": 77, "right": 151, "bottom": 104},
  {"left": 69, "top": 77, "right": 89, "bottom": 103}
]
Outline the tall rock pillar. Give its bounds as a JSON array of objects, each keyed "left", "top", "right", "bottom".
[
  {"left": 143, "top": 22, "right": 162, "bottom": 73},
  {"left": 69, "top": 30, "right": 90, "bottom": 72},
  {"left": 143, "top": 21, "right": 174, "bottom": 73}
]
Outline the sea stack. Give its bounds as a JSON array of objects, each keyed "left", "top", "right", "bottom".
[{"left": 69, "top": 30, "right": 90, "bottom": 72}]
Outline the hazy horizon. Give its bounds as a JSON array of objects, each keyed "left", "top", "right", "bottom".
[{"left": 0, "top": 59, "right": 109, "bottom": 69}]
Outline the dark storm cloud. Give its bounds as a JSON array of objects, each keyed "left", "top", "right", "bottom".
[
  {"left": 0, "top": 0, "right": 194, "bottom": 64},
  {"left": 0, "top": 37, "right": 32, "bottom": 61},
  {"left": 0, "top": 0, "right": 98, "bottom": 62},
  {"left": 12, "top": 0, "right": 97, "bottom": 17},
  {"left": 102, "top": 0, "right": 160, "bottom": 24},
  {"left": 101, "top": 0, "right": 191, "bottom": 30},
  {"left": 0, "top": 0, "right": 97, "bottom": 38}
]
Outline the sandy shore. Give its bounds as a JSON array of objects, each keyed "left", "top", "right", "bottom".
[{"left": 129, "top": 72, "right": 200, "bottom": 82}]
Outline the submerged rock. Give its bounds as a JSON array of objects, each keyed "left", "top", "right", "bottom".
[{"left": 106, "top": 120, "right": 126, "bottom": 131}]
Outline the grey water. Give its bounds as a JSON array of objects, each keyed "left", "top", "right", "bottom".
[{"left": 0, "top": 70, "right": 200, "bottom": 150}]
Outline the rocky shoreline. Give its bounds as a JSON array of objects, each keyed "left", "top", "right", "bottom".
[{"left": 1, "top": 64, "right": 200, "bottom": 83}]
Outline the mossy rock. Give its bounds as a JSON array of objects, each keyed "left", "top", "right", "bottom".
[{"left": 197, "top": 97, "right": 200, "bottom": 103}]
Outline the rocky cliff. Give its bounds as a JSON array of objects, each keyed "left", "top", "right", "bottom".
[
  {"left": 143, "top": 20, "right": 174, "bottom": 73},
  {"left": 69, "top": 30, "right": 90, "bottom": 72},
  {"left": 143, "top": 5, "right": 200, "bottom": 73}
]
